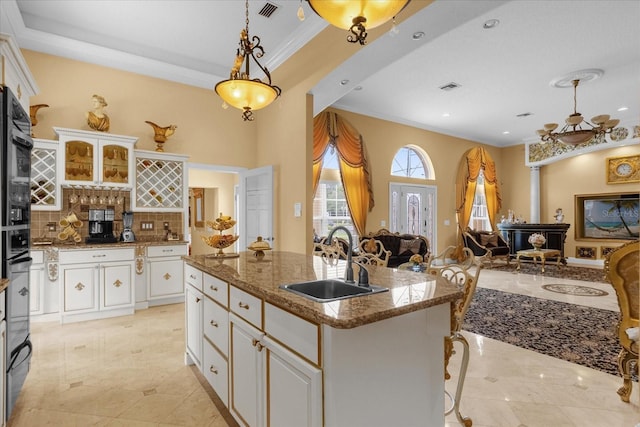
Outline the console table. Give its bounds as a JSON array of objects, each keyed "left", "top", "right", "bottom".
[{"left": 497, "top": 223, "right": 570, "bottom": 263}]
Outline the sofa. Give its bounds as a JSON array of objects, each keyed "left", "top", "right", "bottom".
[
  {"left": 462, "top": 228, "right": 510, "bottom": 266},
  {"left": 359, "top": 229, "right": 430, "bottom": 268}
]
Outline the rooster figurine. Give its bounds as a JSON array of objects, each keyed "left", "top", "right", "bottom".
[{"left": 145, "top": 120, "right": 177, "bottom": 152}]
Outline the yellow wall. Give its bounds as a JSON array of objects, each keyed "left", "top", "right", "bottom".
[
  {"left": 502, "top": 144, "right": 639, "bottom": 260},
  {"left": 327, "top": 109, "right": 506, "bottom": 253},
  {"left": 23, "top": 48, "right": 636, "bottom": 260}
]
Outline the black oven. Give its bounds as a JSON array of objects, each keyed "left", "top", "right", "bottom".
[
  {"left": 1, "top": 85, "right": 33, "bottom": 420},
  {"left": 1, "top": 87, "right": 33, "bottom": 228}
]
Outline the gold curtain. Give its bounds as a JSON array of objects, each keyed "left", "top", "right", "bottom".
[
  {"left": 312, "top": 112, "right": 374, "bottom": 235},
  {"left": 455, "top": 147, "right": 502, "bottom": 256}
]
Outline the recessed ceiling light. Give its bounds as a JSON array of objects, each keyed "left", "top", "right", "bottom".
[
  {"left": 483, "top": 19, "right": 500, "bottom": 29},
  {"left": 412, "top": 31, "right": 425, "bottom": 40},
  {"left": 502, "top": 131, "right": 510, "bottom": 135},
  {"left": 354, "top": 86, "right": 363, "bottom": 91},
  {"left": 442, "top": 113, "right": 450, "bottom": 118},
  {"left": 618, "top": 106, "right": 629, "bottom": 111},
  {"left": 340, "top": 79, "right": 349, "bottom": 86}
]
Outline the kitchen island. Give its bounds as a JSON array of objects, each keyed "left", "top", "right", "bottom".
[{"left": 184, "top": 251, "right": 463, "bottom": 427}]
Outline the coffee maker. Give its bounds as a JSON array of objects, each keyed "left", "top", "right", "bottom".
[
  {"left": 86, "top": 208, "right": 117, "bottom": 243},
  {"left": 120, "top": 211, "right": 135, "bottom": 242}
]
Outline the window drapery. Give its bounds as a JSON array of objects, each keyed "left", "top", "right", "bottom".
[
  {"left": 455, "top": 147, "right": 502, "bottom": 257},
  {"left": 312, "top": 112, "right": 374, "bottom": 236}
]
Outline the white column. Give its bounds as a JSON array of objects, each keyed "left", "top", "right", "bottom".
[{"left": 530, "top": 166, "right": 541, "bottom": 223}]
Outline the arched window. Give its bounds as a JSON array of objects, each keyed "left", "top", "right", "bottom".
[{"left": 390, "top": 145, "right": 434, "bottom": 180}]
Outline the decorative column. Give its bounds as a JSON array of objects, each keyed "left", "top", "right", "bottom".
[{"left": 530, "top": 166, "right": 541, "bottom": 223}]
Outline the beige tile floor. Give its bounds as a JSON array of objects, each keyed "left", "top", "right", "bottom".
[{"left": 8, "top": 267, "right": 640, "bottom": 426}]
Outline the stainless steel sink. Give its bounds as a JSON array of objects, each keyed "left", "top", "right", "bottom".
[{"left": 280, "top": 279, "right": 388, "bottom": 302}]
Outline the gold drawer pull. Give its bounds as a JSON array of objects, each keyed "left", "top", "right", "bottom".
[
  {"left": 210, "top": 320, "right": 218, "bottom": 328},
  {"left": 163, "top": 273, "right": 171, "bottom": 280},
  {"left": 189, "top": 274, "right": 196, "bottom": 279},
  {"left": 238, "top": 302, "right": 249, "bottom": 310},
  {"left": 196, "top": 297, "right": 201, "bottom": 303},
  {"left": 113, "top": 279, "right": 122, "bottom": 288},
  {"left": 75, "top": 282, "right": 85, "bottom": 291},
  {"left": 209, "top": 366, "right": 218, "bottom": 375},
  {"left": 210, "top": 285, "right": 218, "bottom": 292}
]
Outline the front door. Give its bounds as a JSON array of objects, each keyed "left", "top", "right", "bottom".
[{"left": 389, "top": 183, "right": 437, "bottom": 252}]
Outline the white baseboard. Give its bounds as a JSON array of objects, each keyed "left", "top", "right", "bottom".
[{"left": 566, "top": 257, "right": 604, "bottom": 268}]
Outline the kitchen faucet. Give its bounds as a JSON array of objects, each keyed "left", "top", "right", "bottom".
[{"left": 326, "top": 225, "right": 355, "bottom": 284}]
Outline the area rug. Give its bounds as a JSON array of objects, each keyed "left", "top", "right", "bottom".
[
  {"left": 486, "top": 262, "right": 605, "bottom": 282},
  {"left": 463, "top": 287, "right": 626, "bottom": 378},
  {"left": 541, "top": 284, "right": 609, "bottom": 297}
]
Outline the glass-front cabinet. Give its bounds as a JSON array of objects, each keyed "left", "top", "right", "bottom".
[
  {"left": 132, "top": 150, "right": 188, "bottom": 212},
  {"left": 31, "top": 139, "right": 61, "bottom": 210},
  {"left": 54, "top": 127, "right": 137, "bottom": 188}
]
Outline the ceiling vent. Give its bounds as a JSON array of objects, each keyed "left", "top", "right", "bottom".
[
  {"left": 516, "top": 112, "right": 533, "bottom": 118},
  {"left": 439, "top": 82, "right": 461, "bottom": 91},
  {"left": 259, "top": 2, "right": 279, "bottom": 18}
]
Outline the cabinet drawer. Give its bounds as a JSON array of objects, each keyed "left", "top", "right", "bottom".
[
  {"left": 146, "top": 244, "right": 188, "bottom": 258},
  {"left": 184, "top": 263, "right": 203, "bottom": 291},
  {"left": 30, "top": 250, "right": 44, "bottom": 264},
  {"left": 203, "top": 273, "right": 228, "bottom": 307},
  {"left": 59, "top": 248, "right": 134, "bottom": 264},
  {"left": 230, "top": 286, "right": 262, "bottom": 329},
  {"left": 204, "top": 297, "right": 229, "bottom": 356},
  {"left": 203, "top": 339, "right": 228, "bottom": 407},
  {"left": 265, "top": 303, "right": 320, "bottom": 365}
]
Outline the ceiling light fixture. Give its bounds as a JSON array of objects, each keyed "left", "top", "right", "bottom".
[
  {"left": 214, "top": 0, "right": 281, "bottom": 121},
  {"left": 536, "top": 79, "right": 619, "bottom": 145},
  {"left": 306, "top": 0, "right": 411, "bottom": 45}
]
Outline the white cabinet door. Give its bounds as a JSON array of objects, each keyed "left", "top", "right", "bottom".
[
  {"left": 203, "top": 339, "right": 229, "bottom": 408},
  {"left": 203, "top": 297, "right": 228, "bottom": 356},
  {"left": 185, "top": 284, "right": 203, "bottom": 368},
  {"left": 29, "top": 263, "right": 45, "bottom": 315},
  {"left": 264, "top": 336, "right": 323, "bottom": 427},
  {"left": 62, "top": 265, "right": 97, "bottom": 313},
  {"left": 101, "top": 262, "right": 134, "bottom": 309},
  {"left": 148, "top": 258, "right": 183, "bottom": 299},
  {"left": 229, "top": 313, "right": 266, "bottom": 427},
  {"left": 0, "top": 320, "right": 6, "bottom": 427}
]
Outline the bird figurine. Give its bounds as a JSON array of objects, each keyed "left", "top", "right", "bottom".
[
  {"left": 29, "top": 104, "right": 49, "bottom": 136},
  {"left": 145, "top": 120, "right": 177, "bottom": 152}
]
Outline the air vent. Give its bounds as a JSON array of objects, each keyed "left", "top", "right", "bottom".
[
  {"left": 259, "top": 2, "right": 279, "bottom": 18},
  {"left": 516, "top": 112, "right": 533, "bottom": 118},
  {"left": 439, "top": 82, "right": 461, "bottom": 91}
]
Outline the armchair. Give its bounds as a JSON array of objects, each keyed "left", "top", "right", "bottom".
[
  {"left": 604, "top": 240, "right": 639, "bottom": 403},
  {"left": 462, "top": 228, "right": 510, "bottom": 266}
]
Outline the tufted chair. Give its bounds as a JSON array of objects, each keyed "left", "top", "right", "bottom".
[{"left": 604, "top": 239, "right": 639, "bottom": 403}]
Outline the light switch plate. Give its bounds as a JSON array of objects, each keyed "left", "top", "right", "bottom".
[{"left": 294, "top": 202, "right": 302, "bottom": 217}]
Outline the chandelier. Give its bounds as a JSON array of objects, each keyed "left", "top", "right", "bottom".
[
  {"left": 306, "top": 0, "right": 411, "bottom": 45},
  {"left": 536, "top": 79, "right": 619, "bottom": 145},
  {"left": 214, "top": 0, "right": 281, "bottom": 121}
]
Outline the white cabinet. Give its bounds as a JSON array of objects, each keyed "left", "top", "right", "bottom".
[
  {"left": 59, "top": 248, "right": 135, "bottom": 323},
  {"left": 229, "top": 313, "right": 266, "bottom": 427},
  {"left": 29, "top": 250, "right": 45, "bottom": 315},
  {"left": 133, "top": 150, "right": 188, "bottom": 212},
  {"left": 185, "top": 283, "right": 203, "bottom": 369},
  {"left": 0, "top": 34, "right": 39, "bottom": 113},
  {"left": 147, "top": 244, "right": 187, "bottom": 304},
  {"left": 54, "top": 127, "right": 137, "bottom": 188},
  {"left": 0, "top": 319, "right": 5, "bottom": 427},
  {"left": 31, "top": 139, "right": 61, "bottom": 211}
]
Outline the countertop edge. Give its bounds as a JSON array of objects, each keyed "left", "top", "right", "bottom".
[{"left": 183, "top": 255, "right": 463, "bottom": 329}]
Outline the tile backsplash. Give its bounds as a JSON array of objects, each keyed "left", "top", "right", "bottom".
[{"left": 31, "top": 188, "right": 183, "bottom": 242}]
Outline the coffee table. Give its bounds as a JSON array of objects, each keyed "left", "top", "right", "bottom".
[{"left": 515, "top": 248, "right": 562, "bottom": 273}]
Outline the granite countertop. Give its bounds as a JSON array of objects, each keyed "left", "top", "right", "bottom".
[
  {"left": 32, "top": 239, "right": 188, "bottom": 250},
  {"left": 183, "top": 251, "right": 463, "bottom": 329},
  {"left": 0, "top": 278, "right": 8, "bottom": 293}
]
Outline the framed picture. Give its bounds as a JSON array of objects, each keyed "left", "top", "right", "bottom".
[
  {"left": 192, "top": 188, "right": 205, "bottom": 228},
  {"left": 606, "top": 154, "right": 640, "bottom": 184},
  {"left": 576, "top": 246, "right": 596, "bottom": 259},
  {"left": 574, "top": 192, "right": 639, "bottom": 240},
  {"left": 600, "top": 245, "right": 619, "bottom": 259}
]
